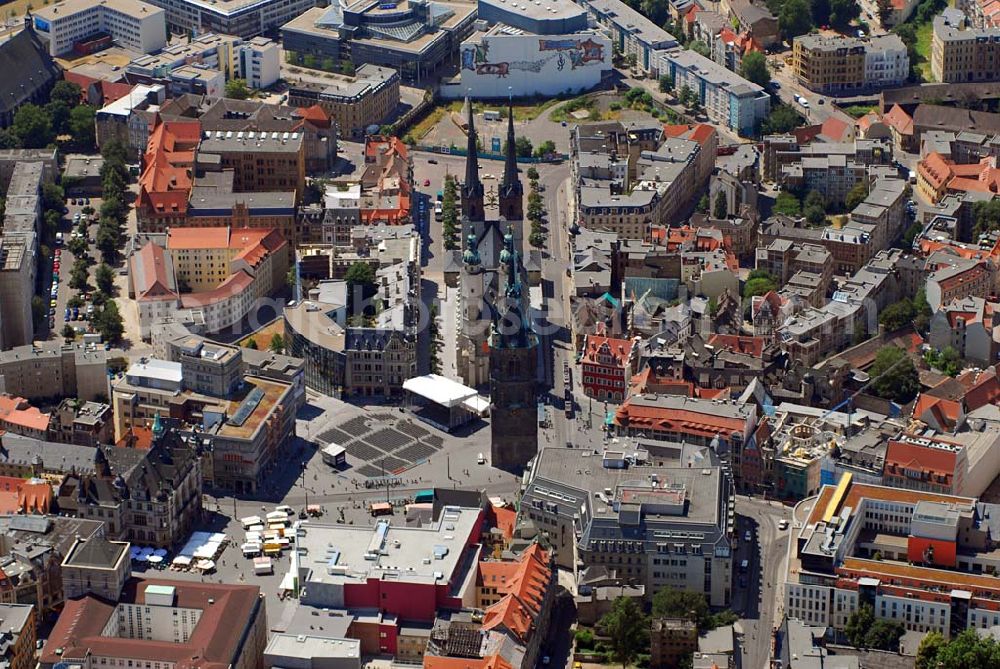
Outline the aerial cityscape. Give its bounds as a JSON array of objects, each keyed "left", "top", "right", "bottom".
[{"left": 0, "top": 0, "right": 997, "bottom": 666}]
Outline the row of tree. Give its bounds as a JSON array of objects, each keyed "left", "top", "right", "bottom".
[
  {"left": 526, "top": 167, "right": 547, "bottom": 249},
  {"left": 441, "top": 175, "right": 459, "bottom": 251},
  {"left": 0, "top": 81, "right": 95, "bottom": 150}
]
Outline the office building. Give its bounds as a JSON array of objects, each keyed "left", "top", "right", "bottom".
[
  {"left": 287, "top": 64, "right": 400, "bottom": 139},
  {"left": 661, "top": 50, "right": 770, "bottom": 136},
  {"left": 32, "top": 0, "right": 166, "bottom": 57},
  {"left": 793, "top": 33, "right": 909, "bottom": 93},
  {"left": 931, "top": 11, "right": 1000, "bottom": 83},
  {"left": 145, "top": 0, "right": 318, "bottom": 38},
  {"left": 0, "top": 342, "right": 116, "bottom": 402},
  {"left": 40, "top": 580, "right": 268, "bottom": 669},
  {"left": 519, "top": 447, "right": 735, "bottom": 606},
  {"left": 281, "top": 1, "right": 477, "bottom": 83},
  {"left": 237, "top": 37, "right": 280, "bottom": 88},
  {"left": 199, "top": 130, "right": 306, "bottom": 198}
]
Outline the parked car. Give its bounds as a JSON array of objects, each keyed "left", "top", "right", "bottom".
[
  {"left": 427, "top": 158, "right": 437, "bottom": 164},
  {"left": 423, "top": 179, "right": 430, "bottom": 186}
]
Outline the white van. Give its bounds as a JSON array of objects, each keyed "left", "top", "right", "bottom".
[{"left": 477, "top": 453, "right": 486, "bottom": 465}]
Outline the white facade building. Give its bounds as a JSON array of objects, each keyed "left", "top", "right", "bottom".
[
  {"left": 32, "top": 0, "right": 166, "bottom": 57},
  {"left": 237, "top": 37, "right": 280, "bottom": 89},
  {"left": 443, "top": 30, "right": 612, "bottom": 99},
  {"left": 661, "top": 49, "right": 770, "bottom": 137},
  {"left": 863, "top": 36, "right": 910, "bottom": 88}
]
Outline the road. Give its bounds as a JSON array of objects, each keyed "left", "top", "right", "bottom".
[
  {"left": 766, "top": 55, "right": 857, "bottom": 128},
  {"left": 736, "top": 495, "right": 793, "bottom": 669}
]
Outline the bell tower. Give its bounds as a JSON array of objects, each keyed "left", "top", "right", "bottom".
[
  {"left": 461, "top": 98, "right": 485, "bottom": 222},
  {"left": 498, "top": 100, "right": 523, "bottom": 222}
]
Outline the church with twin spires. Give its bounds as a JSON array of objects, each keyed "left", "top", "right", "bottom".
[{"left": 452, "top": 100, "right": 539, "bottom": 471}]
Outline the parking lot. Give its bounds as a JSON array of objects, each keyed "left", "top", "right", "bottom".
[{"left": 45, "top": 194, "right": 105, "bottom": 341}]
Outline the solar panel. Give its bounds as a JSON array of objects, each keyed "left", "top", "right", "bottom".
[{"left": 228, "top": 387, "right": 265, "bottom": 427}]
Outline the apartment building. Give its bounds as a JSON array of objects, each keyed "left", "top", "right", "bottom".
[
  {"left": 287, "top": 65, "right": 400, "bottom": 140},
  {"left": 931, "top": 11, "right": 1000, "bottom": 83},
  {"left": 32, "top": 0, "right": 166, "bottom": 56},
  {"left": 783, "top": 479, "right": 1000, "bottom": 639},
  {"left": 925, "top": 258, "right": 993, "bottom": 310},
  {"left": 575, "top": 0, "right": 679, "bottom": 73},
  {"left": 40, "top": 580, "right": 268, "bottom": 669},
  {"left": 0, "top": 342, "right": 115, "bottom": 402},
  {"left": 793, "top": 34, "right": 908, "bottom": 93},
  {"left": 519, "top": 447, "right": 735, "bottom": 605},
  {"left": 929, "top": 296, "right": 1000, "bottom": 365},
  {"left": 572, "top": 121, "right": 716, "bottom": 238},
  {"left": 661, "top": 50, "right": 770, "bottom": 136}
]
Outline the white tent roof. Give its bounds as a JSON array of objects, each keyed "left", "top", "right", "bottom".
[
  {"left": 460, "top": 394, "right": 491, "bottom": 415},
  {"left": 403, "top": 374, "right": 478, "bottom": 408}
]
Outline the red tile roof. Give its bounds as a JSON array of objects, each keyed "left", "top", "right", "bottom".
[
  {"left": 180, "top": 270, "right": 254, "bottom": 308},
  {"left": 139, "top": 119, "right": 200, "bottom": 217},
  {"left": 131, "top": 242, "right": 179, "bottom": 303},
  {"left": 0, "top": 395, "right": 49, "bottom": 432},
  {"left": 42, "top": 578, "right": 263, "bottom": 669},
  {"left": 913, "top": 393, "right": 963, "bottom": 431},
  {"left": 480, "top": 544, "right": 550, "bottom": 642},
  {"left": 884, "top": 436, "right": 961, "bottom": 487},
  {"left": 706, "top": 334, "right": 765, "bottom": 358},
  {"left": 883, "top": 104, "right": 913, "bottom": 136},
  {"left": 424, "top": 655, "right": 514, "bottom": 669},
  {"left": 820, "top": 116, "right": 850, "bottom": 142},
  {"left": 581, "top": 335, "right": 634, "bottom": 367}
]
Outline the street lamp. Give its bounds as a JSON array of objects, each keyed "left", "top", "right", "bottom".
[{"left": 301, "top": 462, "right": 308, "bottom": 512}]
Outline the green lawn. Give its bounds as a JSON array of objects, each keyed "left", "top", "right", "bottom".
[
  {"left": 843, "top": 104, "right": 877, "bottom": 118},
  {"left": 914, "top": 20, "right": 934, "bottom": 81}
]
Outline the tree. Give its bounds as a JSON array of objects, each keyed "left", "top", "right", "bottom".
[
  {"left": 68, "top": 236, "right": 88, "bottom": 258},
  {"left": 744, "top": 275, "right": 777, "bottom": 299},
  {"left": 245, "top": 337, "right": 259, "bottom": 350},
  {"left": 697, "top": 193, "right": 710, "bottom": 213},
  {"left": 93, "top": 300, "right": 124, "bottom": 345},
  {"left": 810, "top": 0, "right": 831, "bottom": 26},
  {"left": 345, "top": 261, "right": 377, "bottom": 316},
  {"left": 690, "top": 40, "right": 711, "bottom": 57},
  {"left": 322, "top": 57, "right": 337, "bottom": 72},
  {"left": 12, "top": 105, "right": 53, "bottom": 148},
  {"left": 225, "top": 78, "right": 251, "bottom": 100},
  {"left": 640, "top": 0, "right": 669, "bottom": 25},
  {"left": 761, "top": 104, "right": 805, "bottom": 134},
  {"left": 269, "top": 333, "right": 285, "bottom": 353},
  {"left": 779, "top": 0, "right": 813, "bottom": 38},
  {"left": 0, "top": 129, "right": 17, "bottom": 149},
  {"left": 878, "top": 299, "right": 913, "bottom": 331},
  {"left": 70, "top": 260, "right": 90, "bottom": 291},
  {"left": 101, "top": 138, "right": 129, "bottom": 167},
  {"left": 865, "top": 618, "right": 905, "bottom": 651},
  {"left": 50, "top": 80, "right": 83, "bottom": 107},
  {"left": 659, "top": 74, "right": 674, "bottom": 93},
  {"left": 773, "top": 191, "right": 801, "bottom": 217},
  {"left": 973, "top": 199, "right": 1000, "bottom": 236},
  {"left": 740, "top": 51, "right": 770, "bottom": 87},
  {"left": 916, "top": 630, "right": 1000, "bottom": 669},
  {"left": 869, "top": 346, "right": 919, "bottom": 403},
  {"left": 62, "top": 324, "right": 76, "bottom": 339},
  {"left": 829, "top": 0, "right": 860, "bottom": 29},
  {"left": 31, "top": 295, "right": 47, "bottom": 329},
  {"left": 526, "top": 166, "right": 539, "bottom": 181},
  {"left": 713, "top": 191, "right": 728, "bottom": 219},
  {"left": 845, "top": 182, "right": 869, "bottom": 211},
  {"left": 915, "top": 632, "right": 947, "bottom": 669},
  {"left": 679, "top": 84, "right": 694, "bottom": 107},
  {"left": 96, "top": 223, "right": 121, "bottom": 263},
  {"left": 876, "top": 0, "right": 893, "bottom": 27},
  {"left": 45, "top": 100, "right": 70, "bottom": 136},
  {"left": 95, "top": 263, "right": 115, "bottom": 295},
  {"left": 68, "top": 105, "right": 96, "bottom": 148},
  {"left": 599, "top": 597, "right": 648, "bottom": 669},
  {"left": 651, "top": 590, "right": 710, "bottom": 629},
  {"left": 925, "top": 345, "right": 963, "bottom": 376},
  {"left": 845, "top": 604, "right": 876, "bottom": 648},
  {"left": 504, "top": 135, "right": 533, "bottom": 158},
  {"left": 534, "top": 139, "right": 556, "bottom": 158},
  {"left": 41, "top": 182, "right": 64, "bottom": 212},
  {"left": 912, "top": 287, "right": 931, "bottom": 333},
  {"left": 428, "top": 303, "right": 442, "bottom": 374},
  {"left": 303, "top": 54, "right": 318, "bottom": 69}
]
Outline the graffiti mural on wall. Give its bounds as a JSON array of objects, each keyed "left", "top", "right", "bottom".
[{"left": 461, "top": 37, "right": 606, "bottom": 78}]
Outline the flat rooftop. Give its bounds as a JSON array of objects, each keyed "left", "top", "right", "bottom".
[
  {"left": 200, "top": 130, "right": 303, "bottom": 153},
  {"left": 298, "top": 505, "right": 481, "bottom": 587},
  {"left": 34, "top": 0, "right": 164, "bottom": 20},
  {"left": 265, "top": 633, "right": 360, "bottom": 661},
  {"left": 480, "top": 0, "right": 585, "bottom": 21},
  {"left": 216, "top": 376, "right": 291, "bottom": 440}
]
